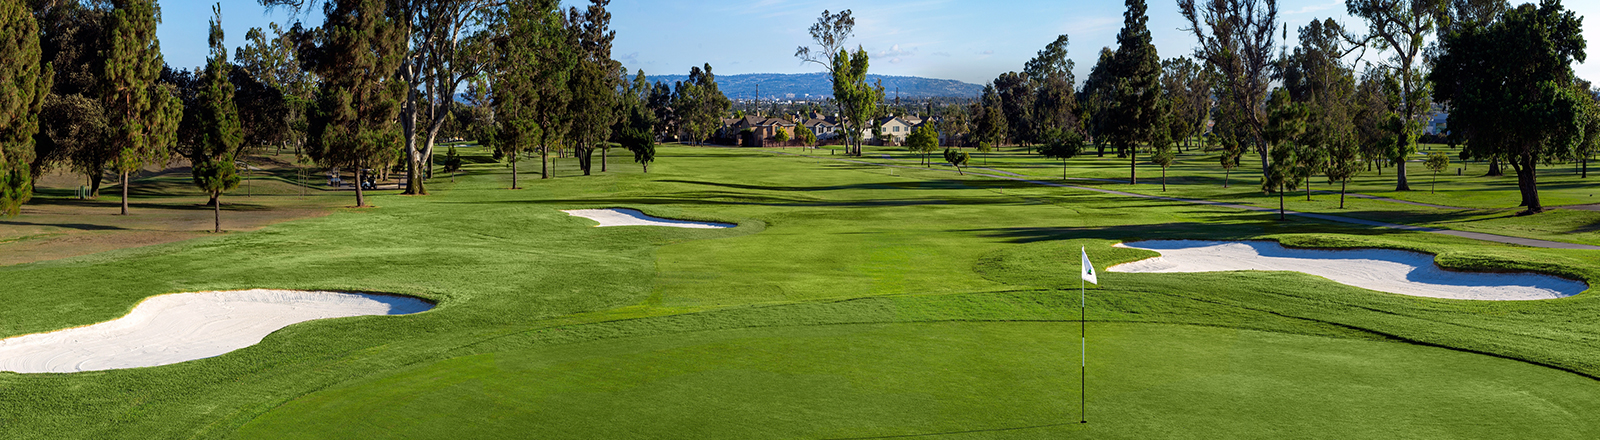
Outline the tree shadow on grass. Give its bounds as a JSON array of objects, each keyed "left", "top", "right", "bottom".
[{"left": 0, "top": 220, "right": 127, "bottom": 231}]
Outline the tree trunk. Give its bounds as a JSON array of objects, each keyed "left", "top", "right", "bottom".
[
  {"left": 511, "top": 154, "right": 520, "bottom": 189},
  {"left": 403, "top": 90, "right": 422, "bottom": 195},
  {"left": 1395, "top": 159, "right": 1411, "bottom": 191},
  {"left": 1161, "top": 168, "right": 1167, "bottom": 191},
  {"left": 1513, "top": 154, "right": 1542, "bottom": 214},
  {"left": 213, "top": 192, "right": 221, "bottom": 233},
  {"left": 120, "top": 171, "right": 129, "bottom": 215},
  {"left": 1340, "top": 180, "right": 1348, "bottom": 209},
  {"left": 1278, "top": 184, "right": 1286, "bottom": 220},
  {"left": 1223, "top": 168, "right": 1230, "bottom": 188},
  {"left": 601, "top": 146, "right": 607, "bottom": 172},
  {"left": 1305, "top": 178, "right": 1312, "bottom": 201},
  {"left": 579, "top": 145, "right": 594, "bottom": 176},
  {"left": 1487, "top": 157, "right": 1503, "bottom": 176},
  {"left": 354, "top": 167, "right": 366, "bottom": 207},
  {"left": 89, "top": 170, "right": 103, "bottom": 198},
  {"left": 1129, "top": 150, "right": 1137, "bottom": 185},
  {"left": 541, "top": 147, "right": 549, "bottom": 179}
]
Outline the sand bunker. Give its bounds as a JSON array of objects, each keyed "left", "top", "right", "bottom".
[
  {"left": 563, "top": 208, "right": 734, "bottom": 229},
  {"left": 1109, "top": 240, "right": 1587, "bottom": 301},
  {"left": 0, "top": 289, "right": 432, "bottom": 373}
]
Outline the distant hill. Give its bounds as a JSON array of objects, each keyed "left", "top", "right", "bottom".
[{"left": 644, "top": 72, "right": 982, "bottom": 100}]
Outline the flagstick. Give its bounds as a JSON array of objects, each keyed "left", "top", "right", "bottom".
[{"left": 1081, "top": 274, "right": 1087, "bottom": 424}]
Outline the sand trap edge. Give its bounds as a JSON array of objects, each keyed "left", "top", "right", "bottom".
[
  {"left": 0, "top": 289, "right": 435, "bottom": 374},
  {"left": 563, "top": 208, "right": 737, "bottom": 229},
  {"left": 1107, "top": 240, "right": 1590, "bottom": 300}
]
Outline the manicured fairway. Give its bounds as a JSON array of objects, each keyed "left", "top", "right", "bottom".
[
  {"left": 2, "top": 145, "right": 1598, "bottom": 438},
  {"left": 241, "top": 322, "right": 1600, "bottom": 439}
]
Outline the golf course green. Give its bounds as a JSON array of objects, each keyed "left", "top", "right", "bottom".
[{"left": 3, "top": 144, "right": 1599, "bottom": 439}]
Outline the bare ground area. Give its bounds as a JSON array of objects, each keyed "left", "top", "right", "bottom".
[{"left": 0, "top": 154, "right": 360, "bottom": 266}]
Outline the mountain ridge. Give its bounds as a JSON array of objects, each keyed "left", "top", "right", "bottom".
[{"left": 643, "top": 72, "right": 982, "bottom": 99}]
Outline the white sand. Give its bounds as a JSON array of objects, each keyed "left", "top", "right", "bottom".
[
  {"left": 0, "top": 289, "right": 432, "bottom": 373},
  {"left": 1108, "top": 240, "right": 1588, "bottom": 301},
  {"left": 563, "top": 208, "right": 734, "bottom": 229}
]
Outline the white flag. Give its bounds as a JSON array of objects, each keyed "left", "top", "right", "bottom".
[{"left": 1081, "top": 247, "right": 1098, "bottom": 285}]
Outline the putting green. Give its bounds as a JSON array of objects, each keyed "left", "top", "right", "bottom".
[{"left": 239, "top": 322, "right": 1600, "bottom": 439}]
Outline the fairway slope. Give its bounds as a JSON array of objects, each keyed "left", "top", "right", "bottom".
[
  {"left": 1110, "top": 240, "right": 1587, "bottom": 300},
  {"left": 0, "top": 289, "right": 433, "bottom": 373}
]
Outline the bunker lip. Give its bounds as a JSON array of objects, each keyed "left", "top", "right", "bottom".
[
  {"left": 1108, "top": 240, "right": 1589, "bottom": 301},
  {"left": 563, "top": 208, "right": 735, "bottom": 229},
  {"left": 0, "top": 289, "right": 433, "bottom": 374}
]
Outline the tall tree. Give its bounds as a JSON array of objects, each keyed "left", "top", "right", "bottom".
[
  {"left": 2, "top": 0, "right": 50, "bottom": 216},
  {"left": 992, "top": 71, "right": 1035, "bottom": 148},
  {"left": 1106, "top": 0, "right": 1161, "bottom": 185},
  {"left": 672, "top": 64, "right": 729, "bottom": 146},
  {"left": 235, "top": 22, "right": 314, "bottom": 156},
  {"left": 1026, "top": 35, "right": 1079, "bottom": 143},
  {"left": 31, "top": 2, "right": 111, "bottom": 198},
  {"left": 832, "top": 47, "right": 882, "bottom": 157},
  {"left": 192, "top": 4, "right": 243, "bottom": 232},
  {"left": 1161, "top": 57, "right": 1209, "bottom": 152},
  {"left": 1038, "top": 127, "right": 1084, "bottom": 179},
  {"left": 1263, "top": 89, "right": 1308, "bottom": 219},
  {"left": 1347, "top": 0, "right": 1448, "bottom": 191},
  {"left": 906, "top": 122, "right": 938, "bottom": 166},
  {"left": 1079, "top": 47, "right": 1117, "bottom": 156},
  {"left": 1429, "top": 0, "right": 1586, "bottom": 213},
  {"left": 1179, "top": 0, "right": 1278, "bottom": 182},
  {"left": 104, "top": 0, "right": 182, "bottom": 215},
  {"left": 1283, "top": 18, "right": 1361, "bottom": 204},
  {"left": 300, "top": 0, "right": 407, "bottom": 207},
  {"left": 494, "top": 0, "right": 568, "bottom": 185},
  {"left": 563, "top": 0, "right": 618, "bottom": 176}
]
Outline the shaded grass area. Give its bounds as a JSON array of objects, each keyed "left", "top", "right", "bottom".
[{"left": 0, "top": 145, "right": 1598, "bottom": 438}]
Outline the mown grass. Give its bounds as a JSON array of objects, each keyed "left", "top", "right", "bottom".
[{"left": 1, "top": 144, "right": 1598, "bottom": 438}]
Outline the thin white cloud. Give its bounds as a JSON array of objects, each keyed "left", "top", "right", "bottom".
[{"left": 1286, "top": 1, "right": 1341, "bottom": 15}]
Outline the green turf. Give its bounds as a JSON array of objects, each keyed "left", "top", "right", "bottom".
[{"left": 1, "top": 144, "right": 1598, "bottom": 438}]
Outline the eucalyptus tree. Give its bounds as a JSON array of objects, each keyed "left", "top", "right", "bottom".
[
  {"left": 1347, "top": 0, "right": 1448, "bottom": 191},
  {"left": 1, "top": 0, "right": 51, "bottom": 216},
  {"left": 1161, "top": 57, "right": 1208, "bottom": 152},
  {"left": 1179, "top": 0, "right": 1279, "bottom": 181},
  {"left": 1106, "top": 0, "right": 1161, "bottom": 185},
  {"left": 832, "top": 48, "right": 882, "bottom": 157},
  {"left": 301, "top": 0, "right": 407, "bottom": 207},
  {"left": 617, "top": 71, "right": 656, "bottom": 172},
  {"left": 235, "top": 22, "right": 315, "bottom": 155},
  {"left": 104, "top": 0, "right": 183, "bottom": 215},
  {"left": 564, "top": 0, "right": 619, "bottom": 176},
  {"left": 1429, "top": 0, "right": 1586, "bottom": 213},
  {"left": 1283, "top": 18, "right": 1361, "bottom": 203},
  {"left": 494, "top": 0, "right": 568, "bottom": 185},
  {"left": 992, "top": 71, "right": 1035, "bottom": 148},
  {"left": 672, "top": 64, "right": 730, "bottom": 146},
  {"left": 1079, "top": 47, "right": 1116, "bottom": 156},
  {"left": 192, "top": 5, "right": 243, "bottom": 232},
  {"left": 1026, "top": 35, "right": 1079, "bottom": 143}
]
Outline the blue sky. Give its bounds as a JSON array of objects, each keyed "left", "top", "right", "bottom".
[{"left": 158, "top": 0, "right": 1600, "bottom": 87}]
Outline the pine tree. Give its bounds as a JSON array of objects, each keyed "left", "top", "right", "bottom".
[
  {"left": 1107, "top": 0, "right": 1161, "bottom": 185},
  {"left": 303, "top": 0, "right": 407, "bottom": 207},
  {"left": 565, "top": 0, "right": 619, "bottom": 176},
  {"left": 0, "top": 0, "right": 52, "bottom": 216},
  {"left": 495, "top": 0, "right": 570, "bottom": 186},
  {"left": 192, "top": 4, "right": 242, "bottom": 232},
  {"left": 104, "top": 0, "right": 181, "bottom": 215}
]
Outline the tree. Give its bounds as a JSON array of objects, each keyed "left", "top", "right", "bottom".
[
  {"left": 301, "top": 0, "right": 407, "bottom": 207},
  {"left": 794, "top": 9, "right": 854, "bottom": 89},
  {"left": 943, "top": 147, "right": 969, "bottom": 175},
  {"left": 1, "top": 0, "right": 51, "bottom": 216},
  {"left": 1429, "top": 0, "right": 1586, "bottom": 213},
  {"left": 1037, "top": 127, "right": 1083, "bottom": 179},
  {"left": 1161, "top": 57, "right": 1209, "bottom": 152},
  {"left": 906, "top": 122, "right": 938, "bottom": 166},
  {"left": 442, "top": 145, "right": 462, "bottom": 181},
  {"left": 992, "top": 71, "right": 1035, "bottom": 147},
  {"left": 1264, "top": 89, "right": 1309, "bottom": 219},
  {"left": 192, "top": 5, "right": 244, "bottom": 232},
  {"left": 1106, "top": 0, "right": 1161, "bottom": 185},
  {"left": 1151, "top": 127, "right": 1176, "bottom": 191},
  {"left": 564, "top": 0, "right": 619, "bottom": 176},
  {"left": 31, "top": 2, "right": 111, "bottom": 198},
  {"left": 104, "top": 0, "right": 183, "bottom": 215},
  {"left": 1347, "top": 0, "right": 1447, "bottom": 191},
  {"left": 235, "top": 22, "right": 315, "bottom": 156},
  {"left": 494, "top": 0, "right": 567, "bottom": 187},
  {"left": 673, "top": 64, "right": 730, "bottom": 145},
  {"left": 1217, "top": 131, "right": 1244, "bottom": 188},
  {"left": 937, "top": 103, "right": 969, "bottom": 147},
  {"left": 795, "top": 124, "right": 817, "bottom": 148},
  {"left": 1424, "top": 151, "right": 1450, "bottom": 194},
  {"left": 1079, "top": 47, "right": 1117, "bottom": 157},
  {"left": 1283, "top": 18, "right": 1358, "bottom": 202},
  {"left": 1026, "top": 35, "right": 1080, "bottom": 145},
  {"left": 832, "top": 47, "right": 882, "bottom": 157},
  {"left": 974, "top": 86, "right": 1007, "bottom": 156},
  {"left": 1179, "top": 0, "right": 1279, "bottom": 183},
  {"left": 773, "top": 127, "right": 790, "bottom": 146}
]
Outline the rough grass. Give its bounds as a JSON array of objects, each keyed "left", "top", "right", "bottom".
[{"left": 1, "top": 145, "right": 1598, "bottom": 438}]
